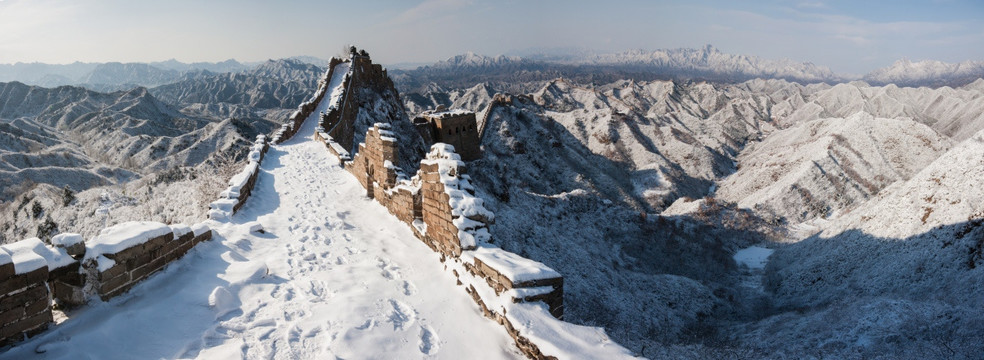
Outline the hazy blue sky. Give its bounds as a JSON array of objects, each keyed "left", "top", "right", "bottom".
[{"left": 0, "top": 0, "right": 981, "bottom": 74}]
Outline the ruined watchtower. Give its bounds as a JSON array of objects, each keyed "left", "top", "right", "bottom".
[{"left": 413, "top": 108, "right": 481, "bottom": 161}]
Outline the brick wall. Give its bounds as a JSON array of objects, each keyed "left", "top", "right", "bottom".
[
  {"left": 209, "top": 135, "right": 269, "bottom": 220},
  {"left": 274, "top": 57, "right": 345, "bottom": 144},
  {"left": 86, "top": 223, "right": 211, "bottom": 301},
  {"left": 295, "top": 55, "right": 614, "bottom": 359},
  {"left": 0, "top": 222, "right": 212, "bottom": 346},
  {"left": 345, "top": 123, "right": 402, "bottom": 200},
  {"left": 0, "top": 248, "right": 51, "bottom": 346},
  {"left": 419, "top": 162, "right": 466, "bottom": 256}
]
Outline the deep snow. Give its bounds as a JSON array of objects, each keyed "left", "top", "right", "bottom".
[{"left": 0, "top": 77, "right": 524, "bottom": 359}]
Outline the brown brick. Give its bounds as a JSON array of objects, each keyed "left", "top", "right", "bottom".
[
  {"left": 0, "top": 308, "right": 51, "bottom": 340},
  {"left": 99, "top": 273, "right": 129, "bottom": 295},
  {"left": 193, "top": 231, "right": 212, "bottom": 244},
  {"left": 147, "top": 256, "right": 166, "bottom": 273},
  {"left": 107, "top": 244, "right": 146, "bottom": 262},
  {"left": 125, "top": 252, "right": 153, "bottom": 271},
  {"left": 143, "top": 233, "right": 172, "bottom": 252},
  {"left": 98, "top": 262, "right": 126, "bottom": 281},
  {"left": 23, "top": 297, "right": 49, "bottom": 316},
  {"left": 101, "top": 281, "right": 136, "bottom": 301},
  {"left": 0, "top": 263, "right": 14, "bottom": 282},
  {"left": 52, "top": 281, "right": 86, "bottom": 307},
  {"left": 0, "top": 268, "right": 48, "bottom": 295},
  {"left": 0, "top": 307, "right": 23, "bottom": 326},
  {"left": 130, "top": 262, "right": 161, "bottom": 282},
  {"left": 49, "top": 263, "right": 83, "bottom": 286},
  {"left": 160, "top": 240, "right": 178, "bottom": 256},
  {"left": 0, "top": 283, "right": 46, "bottom": 313}
]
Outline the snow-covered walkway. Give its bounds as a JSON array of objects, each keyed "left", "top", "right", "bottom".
[{"left": 1, "top": 64, "right": 522, "bottom": 359}]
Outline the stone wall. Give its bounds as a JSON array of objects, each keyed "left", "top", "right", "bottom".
[
  {"left": 300, "top": 52, "right": 635, "bottom": 359},
  {"left": 317, "top": 123, "right": 582, "bottom": 358},
  {"left": 84, "top": 222, "right": 211, "bottom": 301},
  {"left": 273, "top": 57, "right": 345, "bottom": 144},
  {"left": 209, "top": 134, "right": 269, "bottom": 220},
  {"left": 0, "top": 242, "right": 52, "bottom": 346},
  {"left": 344, "top": 123, "right": 403, "bottom": 199},
  {"left": 419, "top": 161, "right": 470, "bottom": 256},
  {"left": 479, "top": 93, "right": 514, "bottom": 140},
  {"left": 0, "top": 221, "right": 212, "bottom": 346}
]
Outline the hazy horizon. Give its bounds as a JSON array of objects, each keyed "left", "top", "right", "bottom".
[{"left": 1, "top": 0, "right": 982, "bottom": 74}]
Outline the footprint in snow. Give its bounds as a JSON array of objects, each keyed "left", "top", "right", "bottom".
[
  {"left": 355, "top": 319, "right": 375, "bottom": 331},
  {"left": 402, "top": 281, "right": 416, "bottom": 296},
  {"left": 418, "top": 325, "right": 440, "bottom": 355},
  {"left": 387, "top": 299, "right": 417, "bottom": 331},
  {"left": 376, "top": 258, "right": 401, "bottom": 280}
]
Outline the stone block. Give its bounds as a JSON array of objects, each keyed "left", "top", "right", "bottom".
[
  {"left": 143, "top": 233, "right": 172, "bottom": 252},
  {"left": 0, "top": 308, "right": 51, "bottom": 340},
  {"left": 99, "top": 262, "right": 127, "bottom": 281},
  {"left": 174, "top": 232, "right": 194, "bottom": 246},
  {"left": 193, "top": 230, "right": 212, "bottom": 244},
  {"left": 48, "top": 261, "right": 85, "bottom": 286},
  {"left": 125, "top": 252, "right": 153, "bottom": 272},
  {"left": 130, "top": 263, "right": 158, "bottom": 282},
  {"left": 23, "top": 296, "right": 48, "bottom": 316},
  {"left": 52, "top": 281, "right": 86, "bottom": 307},
  {"left": 98, "top": 273, "right": 129, "bottom": 295},
  {"left": 0, "top": 263, "right": 15, "bottom": 282},
  {"left": 0, "top": 283, "right": 46, "bottom": 314},
  {"left": 0, "top": 267, "right": 47, "bottom": 295},
  {"left": 0, "top": 307, "right": 23, "bottom": 327},
  {"left": 106, "top": 244, "right": 146, "bottom": 263}
]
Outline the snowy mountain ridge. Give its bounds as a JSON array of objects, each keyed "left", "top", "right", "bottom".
[{"left": 864, "top": 58, "right": 984, "bottom": 87}]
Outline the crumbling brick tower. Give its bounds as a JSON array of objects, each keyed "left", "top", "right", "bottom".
[
  {"left": 414, "top": 110, "right": 482, "bottom": 161},
  {"left": 348, "top": 123, "right": 402, "bottom": 199}
]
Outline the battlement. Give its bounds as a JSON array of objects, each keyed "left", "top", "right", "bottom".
[{"left": 414, "top": 108, "right": 482, "bottom": 161}]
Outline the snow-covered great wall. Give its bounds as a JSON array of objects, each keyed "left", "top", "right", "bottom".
[
  {"left": 0, "top": 53, "right": 634, "bottom": 358},
  {"left": 276, "top": 53, "right": 636, "bottom": 359}
]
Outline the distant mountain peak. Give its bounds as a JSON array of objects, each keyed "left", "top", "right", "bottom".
[{"left": 864, "top": 58, "right": 984, "bottom": 87}]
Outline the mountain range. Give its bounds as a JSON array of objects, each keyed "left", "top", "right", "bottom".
[{"left": 1, "top": 45, "right": 984, "bottom": 358}]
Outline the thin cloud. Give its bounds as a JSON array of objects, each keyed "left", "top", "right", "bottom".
[
  {"left": 797, "top": 2, "right": 827, "bottom": 9},
  {"left": 389, "top": 0, "right": 473, "bottom": 26}
]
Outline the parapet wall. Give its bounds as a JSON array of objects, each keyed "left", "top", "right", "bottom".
[
  {"left": 0, "top": 221, "right": 213, "bottom": 346},
  {"left": 273, "top": 57, "right": 346, "bottom": 144},
  {"left": 208, "top": 134, "right": 270, "bottom": 220},
  {"left": 83, "top": 222, "right": 212, "bottom": 301}
]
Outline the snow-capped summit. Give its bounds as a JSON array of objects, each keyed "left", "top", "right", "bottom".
[
  {"left": 584, "top": 45, "right": 839, "bottom": 83},
  {"left": 428, "top": 52, "right": 526, "bottom": 70},
  {"left": 864, "top": 58, "right": 984, "bottom": 87}
]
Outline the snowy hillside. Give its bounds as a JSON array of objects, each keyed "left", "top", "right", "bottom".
[
  {"left": 740, "top": 129, "right": 984, "bottom": 357},
  {"left": 0, "top": 80, "right": 277, "bottom": 244},
  {"left": 716, "top": 113, "right": 952, "bottom": 223},
  {"left": 150, "top": 59, "right": 323, "bottom": 112}
]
